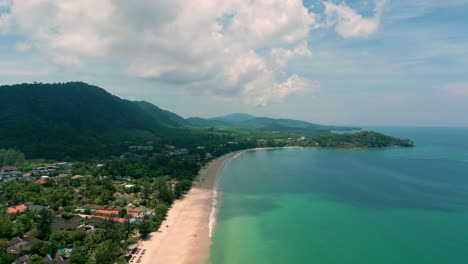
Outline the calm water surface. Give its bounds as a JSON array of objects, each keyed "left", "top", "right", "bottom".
[{"left": 209, "top": 127, "right": 468, "bottom": 264}]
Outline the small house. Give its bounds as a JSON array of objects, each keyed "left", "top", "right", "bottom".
[
  {"left": 7, "top": 204, "right": 28, "bottom": 214},
  {"left": 36, "top": 179, "right": 46, "bottom": 185},
  {"left": 43, "top": 255, "right": 54, "bottom": 263},
  {"left": 13, "top": 254, "right": 30, "bottom": 264},
  {"left": 25, "top": 203, "right": 46, "bottom": 213},
  {"left": 52, "top": 215, "right": 85, "bottom": 231},
  {"left": 2, "top": 166, "right": 18, "bottom": 172}
]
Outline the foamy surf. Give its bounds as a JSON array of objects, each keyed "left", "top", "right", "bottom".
[
  {"left": 208, "top": 189, "right": 218, "bottom": 238},
  {"left": 208, "top": 151, "right": 244, "bottom": 238}
]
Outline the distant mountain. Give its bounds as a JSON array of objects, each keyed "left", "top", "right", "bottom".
[
  {"left": 187, "top": 114, "right": 356, "bottom": 133},
  {"left": 186, "top": 117, "right": 230, "bottom": 127},
  {"left": 0, "top": 82, "right": 357, "bottom": 160},
  {"left": 240, "top": 117, "right": 323, "bottom": 131},
  {"left": 210, "top": 113, "right": 256, "bottom": 123}
]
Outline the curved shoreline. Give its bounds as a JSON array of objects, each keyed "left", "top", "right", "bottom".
[
  {"left": 208, "top": 151, "right": 245, "bottom": 238},
  {"left": 137, "top": 150, "right": 245, "bottom": 264},
  {"left": 137, "top": 147, "right": 298, "bottom": 264},
  {"left": 133, "top": 145, "right": 415, "bottom": 264}
]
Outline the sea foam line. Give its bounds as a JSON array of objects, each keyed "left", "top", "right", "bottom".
[{"left": 208, "top": 152, "right": 244, "bottom": 238}]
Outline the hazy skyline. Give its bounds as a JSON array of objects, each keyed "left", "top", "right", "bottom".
[{"left": 1, "top": 0, "right": 467, "bottom": 126}]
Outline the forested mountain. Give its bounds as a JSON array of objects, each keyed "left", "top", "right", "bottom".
[
  {"left": 185, "top": 117, "right": 231, "bottom": 127},
  {"left": 135, "top": 101, "right": 188, "bottom": 127},
  {"left": 187, "top": 114, "right": 356, "bottom": 132},
  {"left": 0, "top": 82, "right": 179, "bottom": 159},
  {"left": 0, "top": 82, "right": 273, "bottom": 159},
  {"left": 0, "top": 82, "right": 378, "bottom": 160},
  {"left": 210, "top": 113, "right": 256, "bottom": 123}
]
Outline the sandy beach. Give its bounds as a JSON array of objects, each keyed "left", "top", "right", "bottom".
[{"left": 136, "top": 151, "right": 243, "bottom": 264}]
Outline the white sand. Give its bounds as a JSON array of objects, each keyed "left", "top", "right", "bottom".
[{"left": 136, "top": 151, "right": 242, "bottom": 264}]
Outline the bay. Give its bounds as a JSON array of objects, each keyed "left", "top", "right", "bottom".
[{"left": 209, "top": 127, "right": 468, "bottom": 264}]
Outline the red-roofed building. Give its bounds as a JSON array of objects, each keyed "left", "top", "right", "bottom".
[
  {"left": 128, "top": 211, "right": 140, "bottom": 217},
  {"left": 2, "top": 166, "right": 17, "bottom": 172},
  {"left": 95, "top": 209, "right": 119, "bottom": 216},
  {"left": 23, "top": 173, "right": 32, "bottom": 177},
  {"left": 7, "top": 204, "right": 27, "bottom": 214},
  {"left": 36, "top": 179, "right": 46, "bottom": 185}
]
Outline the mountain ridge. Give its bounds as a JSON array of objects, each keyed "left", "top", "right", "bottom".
[
  {"left": 209, "top": 113, "right": 256, "bottom": 123},
  {"left": 0, "top": 82, "right": 359, "bottom": 159},
  {"left": 189, "top": 113, "right": 357, "bottom": 132}
]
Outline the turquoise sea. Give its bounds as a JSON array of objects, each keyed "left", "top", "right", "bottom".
[{"left": 209, "top": 127, "right": 468, "bottom": 264}]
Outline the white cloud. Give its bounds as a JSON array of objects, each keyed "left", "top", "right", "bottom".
[
  {"left": 273, "top": 74, "right": 319, "bottom": 102},
  {"left": 324, "top": 0, "right": 386, "bottom": 38},
  {"left": 4, "top": 0, "right": 319, "bottom": 105},
  {"left": 11, "top": 0, "right": 116, "bottom": 56},
  {"left": 242, "top": 74, "right": 319, "bottom": 106},
  {"left": 271, "top": 42, "right": 313, "bottom": 67}
]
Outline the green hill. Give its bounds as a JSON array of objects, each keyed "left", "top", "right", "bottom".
[
  {"left": 187, "top": 114, "right": 356, "bottom": 133},
  {"left": 0, "top": 82, "right": 180, "bottom": 159},
  {"left": 135, "top": 101, "right": 188, "bottom": 127},
  {"left": 0, "top": 82, "right": 404, "bottom": 160},
  {"left": 210, "top": 113, "right": 256, "bottom": 123},
  {"left": 186, "top": 117, "right": 231, "bottom": 127},
  {"left": 239, "top": 117, "right": 326, "bottom": 131}
]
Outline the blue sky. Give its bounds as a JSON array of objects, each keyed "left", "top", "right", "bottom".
[{"left": 0, "top": 0, "right": 467, "bottom": 126}]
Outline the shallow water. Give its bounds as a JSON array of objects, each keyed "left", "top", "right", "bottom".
[{"left": 209, "top": 127, "right": 468, "bottom": 264}]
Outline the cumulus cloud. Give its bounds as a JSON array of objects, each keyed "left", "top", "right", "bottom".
[
  {"left": 2, "top": 0, "right": 322, "bottom": 105},
  {"left": 324, "top": 0, "right": 387, "bottom": 38},
  {"left": 2, "top": 0, "right": 382, "bottom": 104},
  {"left": 271, "top": 42, "right": 313, "bottom": 67},
  {"left": 272, "top": 74, "right": 319, "bottom": 102}
]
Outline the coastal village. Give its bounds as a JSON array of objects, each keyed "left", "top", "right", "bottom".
[
  {"left": 0, "top": 136, "right": 298, "bottom": 263},
  {"left": 0, "top": 144, "right": 208, "bottom": 264},
  {"left": 1, "top": 161, "right": 158, "bottom": 263},
  {"left": 0, "top": 131, "right": 403, "bottom": 264},
  {"left": 0, "top": 141, "right": 266, "bottom": 264}
]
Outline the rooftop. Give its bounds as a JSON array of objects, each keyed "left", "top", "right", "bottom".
[
  {"left": 2, "top": 166, "right": 18, "bottom": 172},
  {"left": 7, "top": 204, "right": 28, "bottom": 214}
]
